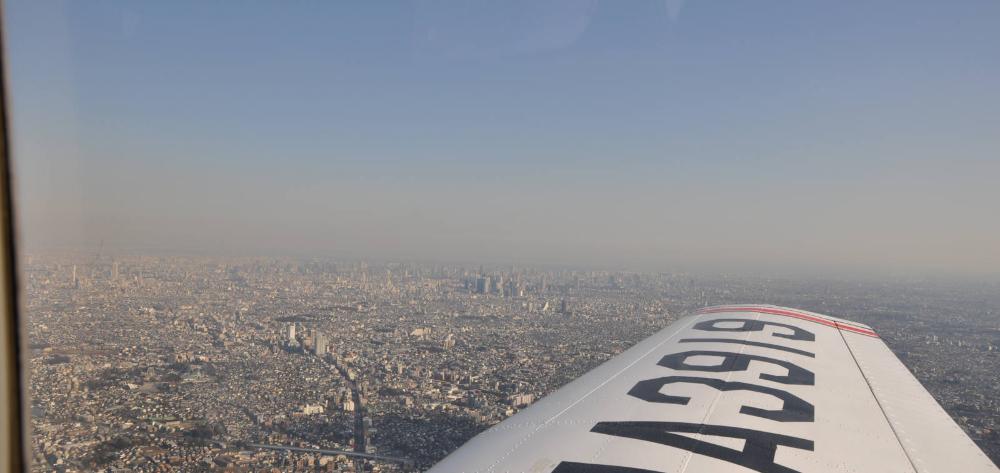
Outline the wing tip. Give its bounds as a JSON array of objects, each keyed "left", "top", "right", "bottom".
[{"left": 696, "top": 304, "right": 878, "bottom": 337}]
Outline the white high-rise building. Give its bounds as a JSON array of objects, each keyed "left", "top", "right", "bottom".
[{"left": 315, "top": 332, "right": 328, "bottom": 356}]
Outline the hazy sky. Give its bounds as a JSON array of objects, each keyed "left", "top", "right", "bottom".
[{"left": 5, "top": 1, "right": 1000, "bottom": 275}]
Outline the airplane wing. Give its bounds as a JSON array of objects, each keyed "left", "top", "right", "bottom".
[{"left": 427, "top": 305, "right": 998, "bottom": 473}]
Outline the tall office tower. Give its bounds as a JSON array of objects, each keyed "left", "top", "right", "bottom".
[
  {"left": 71, "top": 265, "right": 78, "bottom": 289},
  {"left": 111, "top": 261, "right": 119, "bottom": 282},
  {"left": 287, "top": 323, "right": 296, "bottom": 344},
  {"left": 476, "top": 276, "right": 489, "bottom": 294},
  {"left": 559, "top": 299, "right": 569, "bottom": 314},
  {"left": 315, "top": 332, "right": 328, "bottom": 356}
]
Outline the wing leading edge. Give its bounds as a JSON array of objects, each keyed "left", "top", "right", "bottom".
[{"left": 428, "top": 304, "right": 997, "bottom": 473}]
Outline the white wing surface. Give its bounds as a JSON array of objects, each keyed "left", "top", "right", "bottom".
[{"left": 428, "top": 305, "right": 997, "bottom": 473}]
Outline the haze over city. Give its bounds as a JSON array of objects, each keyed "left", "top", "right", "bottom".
[
  {"left": 6, "top": 2, "right": 1000, "bottom": 472},
  {"left": 6, "top": 0, "right": 1000, "bottom": 275}
]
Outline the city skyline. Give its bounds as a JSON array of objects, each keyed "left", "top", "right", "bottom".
[{"left": 23, "top": 253, "right": 1000, "bottom": 470}]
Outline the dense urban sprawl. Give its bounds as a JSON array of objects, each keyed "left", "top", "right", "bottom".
[{"left": 23, "top": 255, "right": 1000, "bottom": 471}]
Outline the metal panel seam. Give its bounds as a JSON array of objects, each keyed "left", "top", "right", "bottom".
[
  {"left": 483, "top": 316, "right": 702, "bottom": 473},
  {"left": 674, "top": 311, "right": 756, "bottom": 473},
  {"left": 836, "top": 329, "right": 919, "bottom": 473}
]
